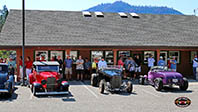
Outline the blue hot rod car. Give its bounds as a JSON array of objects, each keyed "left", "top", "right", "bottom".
[{"left": 0, "top": 63, "right": 15, "bottom": 96}]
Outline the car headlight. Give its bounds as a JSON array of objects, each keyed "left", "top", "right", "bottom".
[
  {"left": 41, "top": 79, "right": 47, "bottom": 85},
  {"left": 4, "top": 82, "right": 9, "bottom": 89}
]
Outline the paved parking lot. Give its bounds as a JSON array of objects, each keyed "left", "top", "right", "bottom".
[{"left": 0, "top": 80, "right": 198, "bottom": 112}]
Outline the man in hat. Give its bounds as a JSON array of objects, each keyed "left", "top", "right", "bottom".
[
  {"left": 170, "top": 56, "right": 177, "bottom": 72},
  {"left": 157, "top": 56, "right": 166, "bottom": 67},
  {"left": 147, "top": 55, "right": 155, "bottom": 71}
]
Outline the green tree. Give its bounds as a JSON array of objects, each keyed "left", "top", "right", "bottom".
[{"left": 0, "top": 5, "right": 8, "bottom": 32}]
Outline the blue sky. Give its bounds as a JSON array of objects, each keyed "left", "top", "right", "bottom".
[{"left": 0, "top": 0, "right": 197, "bottom": 15}]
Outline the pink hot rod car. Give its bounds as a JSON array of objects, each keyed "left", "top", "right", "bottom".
[{"left": 139, "top": 66, "right": 188, "bottom": 91}]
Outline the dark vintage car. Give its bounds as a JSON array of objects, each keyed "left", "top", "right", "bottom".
[
  {"left": 0, "top": 63, "right": 15, "bottom": 97},
  {"left": 139, "top": 66, "right": 188, "bottom": 91},
  {"left": 29, "top": 61, "right": 69, "bottom": 96},
  {"left": 91, "top": 66, "right": 133, "bottom": 94}
]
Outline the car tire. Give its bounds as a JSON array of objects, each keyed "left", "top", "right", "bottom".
[
  {"left": 154, "top": 78, "right": 163, "bottom": 91},
  {"left": 139, "top": 77, "right": 145, "bottom": 85},
  {"left": 126, "top": 81, "right": 133, "bottom": 93},
  {"left": 91, "top": 74, "right": 98, "bottom": 87},
  {"left": 179, "top": 78, "right": 188, "bottom": 91},
  {"left": 99, "top": 80, "right": 105, "bottom": 94},
  {"left": 32, "top": 85, "right": 37, "bottom": 96},
  {"left": 7, "top": 83, "right": 13, "bottom": 97}
]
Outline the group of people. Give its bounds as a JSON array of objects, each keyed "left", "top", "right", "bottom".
[
  {"left": 64, "top": 56, "right": 108, "bottom": 82},
  {"left": 117, "top": 55, "right": 141, "bottom": 80},
  {"left": 116, "top": 54, "right": 179, "bottom": 80},
  {"left": 1, "top": 53, "right": 197, "bottom": 85}
]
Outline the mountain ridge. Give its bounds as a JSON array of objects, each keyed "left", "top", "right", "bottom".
[{"left": 85, "top": 1, "right": 183, "bottom": 15}]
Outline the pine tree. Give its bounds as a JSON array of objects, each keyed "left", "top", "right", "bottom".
[{"left": 0, "top": 5, "right": 8, "bottom": 32}]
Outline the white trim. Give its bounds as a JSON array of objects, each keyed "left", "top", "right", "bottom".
[
  {"left": 82, "top": 11, "right": 91, "bottom": 16},
  {"left": 130, "top": 13, "right": 139, "bottom": 18},
  {"left": 118, "top": 12, "right": 127, "bottom": 17}
]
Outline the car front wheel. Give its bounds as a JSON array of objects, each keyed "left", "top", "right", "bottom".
[
  {"left": 91, "top": 74, "right": 98, "bottom": 87},
  {"left": 179, "top": 78, "right": 188, "bottom": 91},
  {"left": 139, "top": 77, "right": 145, "bottom": 85},
  {"left": 31, "top": 85, "right": 37, "bottom": 96},
  {"left": 99, "top": 80, "right": 105, "bottom": 94},
  {"left": 126, "top": 81, "right": 133, "bottom": 93},
  {"left": 154, "top": 78, "right": 163, "bottom": 91}
]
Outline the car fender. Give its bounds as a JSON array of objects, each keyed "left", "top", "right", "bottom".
[
  {"left": 33, "top": 82, "right": 42, "bottom": 88},
  {"left": 29, "top": 73, "right": 35, "bottom": 84}
]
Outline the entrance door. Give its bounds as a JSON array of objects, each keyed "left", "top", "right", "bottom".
[{"left": 160, "top": 51, "right": 168, "bottom": 65}]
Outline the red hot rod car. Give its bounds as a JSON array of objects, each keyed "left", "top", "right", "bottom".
[{"left": 29, "top": 61, "right": 69, "bottom": 96}]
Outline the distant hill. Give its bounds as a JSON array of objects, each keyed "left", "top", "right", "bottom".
[{"left": 85, "top": 1, "right": 183, "bottom": 15}]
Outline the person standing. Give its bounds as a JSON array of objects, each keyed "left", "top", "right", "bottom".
[
  {"left": 76, "top": 56, "right": 84, "bottom": 81},
  {"left": 25, "top": 57, "right": 33, "bottom": 86},
  {"left": 157, "top": 56, "right": 166, "bottom": 66},
  {"left": 128, "top": 57, "right": 137, "bottom": 80},
  {"left": 57, "top": 56, "right": 63, "bottom": 76},
  {"left": 84, "top": 58, "right": 91, "bottom": 79},
  {"left": 98, "top": 58, "right": 107, "bottom": 70},
  {"left": 170, "top": 57, "right": 177, "bottom": 72},
  {"left": 64, "top": 56, "right": 73, "bottom": 80},
  {"left": 91, "top": 58, "right": 97, "bottom": 74},
  {"left": 118, "top": 57, "right": 124, "bottom": 68},
  {"left": 148, "top": 55, "right": 155, "bottom": 71},
  {"left": 124, "top": 57, "right": 130, "bottom": 78},
  {"left": 134, "top": 55, "right": 142, "bottom": 78},
  {"left": 8, "top": 58, "right": 16, "bottom": 70},
  {"left": 193, "top": 55, "right": 198, "bottom": 80},
  {"left": 8, "top": 64, "right": 15, "bottom": 84},
  {"left": 19, "top": 56, "right": 23, "bottom": 83}
]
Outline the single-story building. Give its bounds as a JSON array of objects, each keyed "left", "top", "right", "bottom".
[{"left": 0, "top": 9, "right": 198, "bottom": 79}]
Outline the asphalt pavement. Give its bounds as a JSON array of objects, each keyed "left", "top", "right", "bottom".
[{"left": 0, "top": 80, "right": 198, "bottom": 112}]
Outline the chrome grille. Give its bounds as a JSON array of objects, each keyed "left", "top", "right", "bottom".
[
  {"left": 46, "top": 77, "right": 56, "bottom": 90},
  {"left": 110, "top": 75, "right": 121, "bottom": 88}
]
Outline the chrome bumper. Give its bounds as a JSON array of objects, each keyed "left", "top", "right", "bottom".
[
  {"left": 35, "top": 91, "right": 69, "bottom": 95},
  {"left": 0, "top": 89, "right": 9, "bottom": 93}
]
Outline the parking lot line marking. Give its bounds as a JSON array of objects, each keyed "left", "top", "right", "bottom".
[
  {"left": 80, "top": 81, "right": 99, "bottom": 99},
  {"left": 141, "top": 89, "right": 160, "bottom": 98}
]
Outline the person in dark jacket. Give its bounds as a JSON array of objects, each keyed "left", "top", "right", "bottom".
[
  {"left": 8, "top": 64, "right": 15, "bottom": 76},
  {"left": 134, "top": 55, "right": 142, "bottom": 79}
]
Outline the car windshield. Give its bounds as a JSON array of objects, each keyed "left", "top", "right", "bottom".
[
  {"left": 103, "top": 69, "right": 122, "bottom": 74},
  {"left": 0, "top": 65, "right": 8, "bottom": 73},
  {"left": 151, "top": 66, "right": 169, "bottom": 72},
  {"left": 37, "top": 65, "right": 59, "bottom": 72}
]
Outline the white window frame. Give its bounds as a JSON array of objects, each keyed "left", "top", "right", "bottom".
[
  {"left": 144, "top": 51, "right": 155, "bottom": 64},
  {"left": 169, "top": 51, "right": 180, "bottom": 63},
  {"left": 35, "top": 51, "right": 48, "bottom": 61}
]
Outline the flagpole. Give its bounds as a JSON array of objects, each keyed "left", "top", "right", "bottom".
[{"left": 22, "top": 0, "right": 25, "bottom": 86}]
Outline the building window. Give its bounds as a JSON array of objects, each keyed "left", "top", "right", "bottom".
[
  {"left": 118, "top": 51, "right": 131, "bottom": 62},
  {"left": 160, "top": 51, "right": 168, "bottom": 65},
  {"left": 91, "top": 51, "right": 104, "bottom": 62},
  {"left": 66, "top": 51, "right": 78, "bottom": 62},
  {"left": 50, "top": 51, "right": 63, "bottom": 61},
  {"left": 190, "top": 51, "right": 197, "bottom": 63},
  {"left": 169, "top": 51, "right": 180, "bottom": 63},
  {"left": 144, "top": 51, "right": 155, "bottom": 64},
  {"left": 35, "top": 51, "right": 48, "bottom": 61},
  {"left": 105, "top": 51, "right": 114, "bottom": 65}
]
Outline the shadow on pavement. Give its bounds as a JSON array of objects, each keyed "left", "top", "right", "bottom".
[
  {"left": 35, "top": 92, "right": 76, "bottom": 102},
  {"left": 160, "top": 87, "right": 193, "bottom": 93}
]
